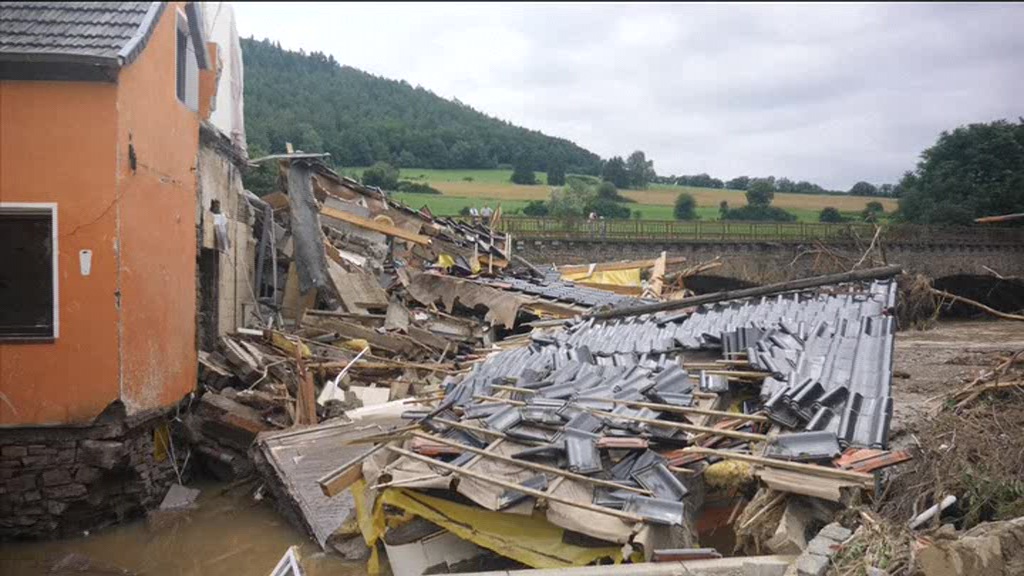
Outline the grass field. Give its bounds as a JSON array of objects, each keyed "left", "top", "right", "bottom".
[{"left": 354, "top": 167, "right": 898, "bottom": 221}]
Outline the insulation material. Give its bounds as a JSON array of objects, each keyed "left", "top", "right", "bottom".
[
  {"left": 562, "top": 267, "right": 642, "bottom": 288},
  {"left": 544, "top": 478, "right": 637, "bottom": 544},
  {"left": 456, "top": 439, "right": 540, "bottom": 511},
  {"left": 356, "top": 481, "right": 625, "bottom": 571},
  {"left": 406, "top": 273, "right": 526, "bottom": 329}
]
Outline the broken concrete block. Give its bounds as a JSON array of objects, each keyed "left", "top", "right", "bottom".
[
  {"left": 918, "top": 516, "right": 1024, "bottom": 576},
  {"left": 78, "top": 440, "right": 126, "bottom": 470},
  {"left": 767, "top": 499, "right": 815, "bottom": 554},
  {"left": 817, "top": 522, "right": 853, "bottom": 542},
  {"left": 159, "top": 484, "right": 200, "bottom": 511},
  {"left": 806, "top": 535, "right": 839, "bottom": 557},
  {"left": 330, "top": 534, "right": 371, "bottom": 561},
  {"left": 795, "top": 552, "right": 830, "bottom": 576}
]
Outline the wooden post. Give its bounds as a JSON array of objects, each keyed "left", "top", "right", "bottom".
[{"left": 294, "top": 345, "right": 317, "bottom": 426}]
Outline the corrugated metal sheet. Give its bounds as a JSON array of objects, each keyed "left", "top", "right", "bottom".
[
  {"left": 0, "top": 2, "right": 155, "bottom": 61},
  {"left": 446, "top": 280, "right": 896, "bottom": 449},
  {"left": 477, "top": 276, "right": 646, "bottom": 310}
]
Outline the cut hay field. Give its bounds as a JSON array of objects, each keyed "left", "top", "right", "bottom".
[{"left": 351, "top": 168, "right": 898, "bottom": 220}]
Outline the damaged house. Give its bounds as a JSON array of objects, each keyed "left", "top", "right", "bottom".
[{"left": 0, "top": 1, "right": 249, "bottom": 538}]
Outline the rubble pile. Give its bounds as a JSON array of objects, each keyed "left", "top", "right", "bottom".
[
  {"left": 277, "top": 266, "right": 919, "bottom": 574},
  {"left": 178, "top": 154, "right": 971, "bottom": 576}
]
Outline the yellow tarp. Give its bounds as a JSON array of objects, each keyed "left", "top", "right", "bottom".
[
  {"left": 562, "top": 268, "right": 642, "bottom": 287},
  {"left": 351, "top": 479, "right": 623, "bottom": 573}
]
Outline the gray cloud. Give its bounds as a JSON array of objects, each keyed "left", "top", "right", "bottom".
[{"left": 233, "top": 2, "right": 1024, "bottom": 189}]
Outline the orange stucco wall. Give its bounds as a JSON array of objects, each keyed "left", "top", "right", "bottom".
[
  {"left": 0, "top": 82, "right": 121, "bottom": 426},
  {"left": 0, "top": 2, "right": 200, "bottom": 425},
  {"left": 115, "top": 3, "right": 199, "bottom": 414}
]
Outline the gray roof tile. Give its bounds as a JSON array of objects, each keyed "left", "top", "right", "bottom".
[{"left": 0, "top": 2, "right": 155, "bottom": 61}]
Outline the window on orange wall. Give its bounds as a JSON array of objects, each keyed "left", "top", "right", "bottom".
[
  {"left": 176, "top": 26, "right": 187, "bottom": 102},
  {"left": 176, "top": 13, "right": 199, "bottom": 111},
  {"left": 0, "top": 205, "right": 58, "bottom": 341}
]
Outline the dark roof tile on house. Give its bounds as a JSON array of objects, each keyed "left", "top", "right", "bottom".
[{"left": 0, "top": 2, "right": 162, "bottom": 66}]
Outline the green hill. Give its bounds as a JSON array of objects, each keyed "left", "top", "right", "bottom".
[{"left": 242, "top": 38, "right": 602, "bottom": 174}]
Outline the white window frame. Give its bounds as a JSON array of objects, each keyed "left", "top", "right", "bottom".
[
  {"left": 175, "top": 10, "right": 199, "bottom": 111},
  {"left": 0, "top": 203, "right": 59, "bottom": 341}
]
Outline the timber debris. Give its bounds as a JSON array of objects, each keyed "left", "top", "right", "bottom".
[{"left": 177, "top": 154, "right": 1024, "bottom": 576}]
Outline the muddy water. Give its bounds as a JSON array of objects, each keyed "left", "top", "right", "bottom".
[{"left": 0, "top": 480, "right": 367, "bottom": 576}]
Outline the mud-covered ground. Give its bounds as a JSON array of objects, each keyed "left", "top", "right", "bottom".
[{"left": 889, "top": 319, "right": 1024, "bottom": 446}]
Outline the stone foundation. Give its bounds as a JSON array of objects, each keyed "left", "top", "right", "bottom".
[{"left": 0, "top": 406, "right": 178, "bottom": 540}]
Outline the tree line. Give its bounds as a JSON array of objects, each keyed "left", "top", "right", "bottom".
[
  {"left": 241, "top": 37, "right": 1022, "bottom": 226},
  {"left": 242, "top": 38, "right": 603, "bottom": 175},
  {"left": 659, "top": 174, "right": 898, "bottom": 198}
]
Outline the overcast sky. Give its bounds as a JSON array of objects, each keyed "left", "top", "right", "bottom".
[{"left": 231, "top": 2, "right": 1024, "bottom": 190}]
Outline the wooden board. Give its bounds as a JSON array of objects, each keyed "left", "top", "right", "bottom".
[
  {"left": 327, "top": 261, "right": 389, "bottom": 313},
  {"left": 650, "top": 251, "right": 667, "bottom": 297},
  {"left": 263, "top": 192, "right": 290, "bottom": 211},
  {"left": 282, "top": 262, "right": 317, "bottom": 320},
  {"left": 320, "top": 205, "right": 431, "bottom": 246},
  {"left": 557, "top": 255, "right": 687, "bottom": 275}
]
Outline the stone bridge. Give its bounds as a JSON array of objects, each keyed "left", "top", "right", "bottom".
[{"left": 502, "top": 219, "right": 1024, "bottom": 287}]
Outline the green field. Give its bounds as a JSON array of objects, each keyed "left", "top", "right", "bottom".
[{"left": 355, "top": 167, "right": 895, "bottom": 221}]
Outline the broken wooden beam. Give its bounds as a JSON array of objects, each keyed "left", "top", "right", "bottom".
[
  {"left": 410, "top": 431, "right": 652, "bottom": 496},
  {"left": 679, "top": 447, "right": 875, "bottom": 487},
  {"left": 583, "top": 408, "right": 768, "bottom": 442},
  {"left": 387, "top": 445, "right": 644, "bottom": 522},
  {"left": 577, "top": 397, "right": 769, "bottom": 423},
  {"left": 320, "top": 205, "right": 431, "bottom": 246},
  {"left": 589, "top": 265, "right": 904, "bottom": 320}
]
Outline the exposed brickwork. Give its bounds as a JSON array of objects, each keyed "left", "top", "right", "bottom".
[{"left": 0, "top": 416, "right": 177, "bottom": 540}]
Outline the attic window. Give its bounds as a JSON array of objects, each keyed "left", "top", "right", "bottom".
[
  {"left": 175, "top": 13, "right": 198, "bottom": 110},
  {"left": 176, "top": 26, "right": 187, "bottom": 102},
  {"left": 0, "top": 205, "right": 59, "bottom": 341}
]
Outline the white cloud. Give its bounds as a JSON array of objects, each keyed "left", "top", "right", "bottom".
[{"left": 232, "top": 2, "right": 1024, "bottom": 189}]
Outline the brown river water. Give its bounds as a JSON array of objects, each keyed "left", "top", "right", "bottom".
[{"left": 0, "top": 480, "right": 368, "bottom": 576}]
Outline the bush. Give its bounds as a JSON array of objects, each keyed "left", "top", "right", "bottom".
[
  {"left": 862, "top": 201, "right": 885, "bottom": 222},
  {"left": 511, "top": 161, "right": 537, "bottom": 185},
  {"left": 596, "top": 181, "right": 633, "bottom": 203},
  {"left": 362, "top": 162, "right": 400, "bottom": 189},
  {"left": 586, "top": 198, "right": 632, "bottom": 219},
  {"left": 722, "top": 205, "right": 798, "bottom": 222},
  {"left": 548, "top": 179, "right": 592, "bottom": 218},
  {"left": 746, "top": 179, "right": 775, "bottom": 207},
  {"left": 673, "top": 192, "right": 698, "bottom": 220},
  {"left": 395, "top": 180, "right": 442, "bottom": 194},
  {"left": 719, "top": 200, "right": 729, "bottom": 219},
  {"left": 523, "top": 200, "right": 549, "bottom": 216},
  {"left": 819, "top": 207, "right": 845, "bottom": 223}
]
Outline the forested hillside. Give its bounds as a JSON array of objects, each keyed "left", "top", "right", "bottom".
[{"left": 242, "top": 38, "right": 602, "bottom": 174}]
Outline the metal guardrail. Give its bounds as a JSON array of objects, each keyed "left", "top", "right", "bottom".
[{"left": 495, "top": 218, "right": 1024, "bottom": 246}]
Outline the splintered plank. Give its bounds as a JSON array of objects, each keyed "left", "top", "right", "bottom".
[{"left": 320, "top": 205, "right": 431, "bottom": 246}]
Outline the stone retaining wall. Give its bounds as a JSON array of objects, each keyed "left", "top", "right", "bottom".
[{"left": 0, "top": 409, "right": 177, "bottom": 539}]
